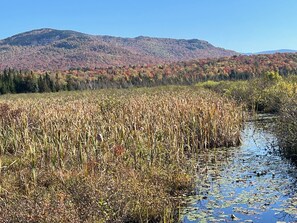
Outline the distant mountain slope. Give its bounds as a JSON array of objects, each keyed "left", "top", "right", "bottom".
[
  {"left": 0, "top": 28, "right": 238, "bottom": 70},
  {"left": 245, "top": 49, "right": 297, "bottom": 55}
]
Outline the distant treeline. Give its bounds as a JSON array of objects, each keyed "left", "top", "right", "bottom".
[{"left": 1, "top": 53, "right": 297, "bottom": 94}]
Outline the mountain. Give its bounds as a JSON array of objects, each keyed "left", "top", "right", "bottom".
[
  {"left": 245, "top": 49, "right": 297, "bottom": 55},
  {"left": 0, "top": 28, "right": 238, "bottom": 70}
]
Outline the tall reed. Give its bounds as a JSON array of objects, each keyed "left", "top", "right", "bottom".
[
  {"left": 277, "top": 95, "right": 297, "bottom": 161},
  {"left": 0, "top": 86, "right": 243, "bottom": 222}
]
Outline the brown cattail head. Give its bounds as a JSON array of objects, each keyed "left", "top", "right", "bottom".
[{"left": 112, "top": 145, "right": 125, "bottom": 157}]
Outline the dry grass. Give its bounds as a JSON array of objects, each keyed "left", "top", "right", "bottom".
[
  {"left": 277, "top": 95, "right": 297, "bottom": 161},
  {"left": 0, "top": 86, "right": 243, "bottom": 222}
]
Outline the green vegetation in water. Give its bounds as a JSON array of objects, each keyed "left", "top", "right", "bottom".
[
  {"left": 181, "top": 118, "right": 297, "bottom": 223},
  {"left": 0, "top": 86, "right": 243, "bottom": 222}
]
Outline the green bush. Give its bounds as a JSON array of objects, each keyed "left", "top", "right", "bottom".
[{"left": 197, "top": 72, "right": 297, "bottom": 113}]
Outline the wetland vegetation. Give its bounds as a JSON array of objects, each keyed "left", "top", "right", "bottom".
[
  {"left": 0, "top": 60, "right": 297, "bottom": 222},
  {"left": 182, "top": 72, "right": 297, "bottom": 222},
  {"left": 1, "top": 1, "right": 297, "bottom": 222},
  {"left": 0, "top": 68, "right": 296, "bottom": 222},
  {"left": 0, "top": 87, "right": 243, "bottom": 222},
  {"left": 181, "top": 115, "right": 297, "bottom": 223},
  {"left": 197, "top": 72, "right": 297, "bottom": 161}
]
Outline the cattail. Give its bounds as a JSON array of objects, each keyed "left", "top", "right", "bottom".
[{"left": 112, "top": 145, "right": 125, "bottom": 157}]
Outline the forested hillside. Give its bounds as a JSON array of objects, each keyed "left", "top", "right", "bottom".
[
  {"left": 0, "top": 53, "right": 297, "bottom": 94},
  {"left": 0, "top": 28, "right": 237, "bottom": 70}
]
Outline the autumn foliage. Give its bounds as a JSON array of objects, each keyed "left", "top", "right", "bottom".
[{"left": 0, "top": 53, "right": 297, "bottom": 94}]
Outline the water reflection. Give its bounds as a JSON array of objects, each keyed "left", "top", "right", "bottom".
[{"left": 182, "top": 115, "right": 297, "bottom": 223}]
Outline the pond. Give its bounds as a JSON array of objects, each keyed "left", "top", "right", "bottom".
[{"left": 181, "top": 115, "right": 297, "bottom": 223}]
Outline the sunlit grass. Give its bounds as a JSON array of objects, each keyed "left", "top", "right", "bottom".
[
  {"left": 197, "top": 73, "right": 297, "bottom": 163},
  {"left": 0, "top": 86, "right": 243, "bottom": 222}
]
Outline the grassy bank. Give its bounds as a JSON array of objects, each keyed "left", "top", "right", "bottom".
[
  {"left": 277, "top": 94, "right": 297, "bottom": 161},
  {"left": 197, "top": 72, "right": 297, "bottom": 113},
  {"left": 0, "top": 86, "right": 243, "bottom": 222},
  {"left": 197, "top": 73, "right": 297, "bottom": 162}
]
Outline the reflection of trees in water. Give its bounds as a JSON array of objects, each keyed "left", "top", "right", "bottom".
[
  {"left": 276, "top": 211, "right": 296, "bottom": 222},
  {"left": 251, "top": 114, "right": 297, "bottom": 167},
  {"left": 279, "top": 148, "right": 297, "bottom": 166}
]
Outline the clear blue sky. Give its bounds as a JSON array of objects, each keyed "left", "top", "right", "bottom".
[{"left": 0, "top": 0, "right": 296, "bottom": 53}]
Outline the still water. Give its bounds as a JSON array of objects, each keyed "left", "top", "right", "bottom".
[{"left": 182, "top": 115, "right": 297, "bottom": 223}]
